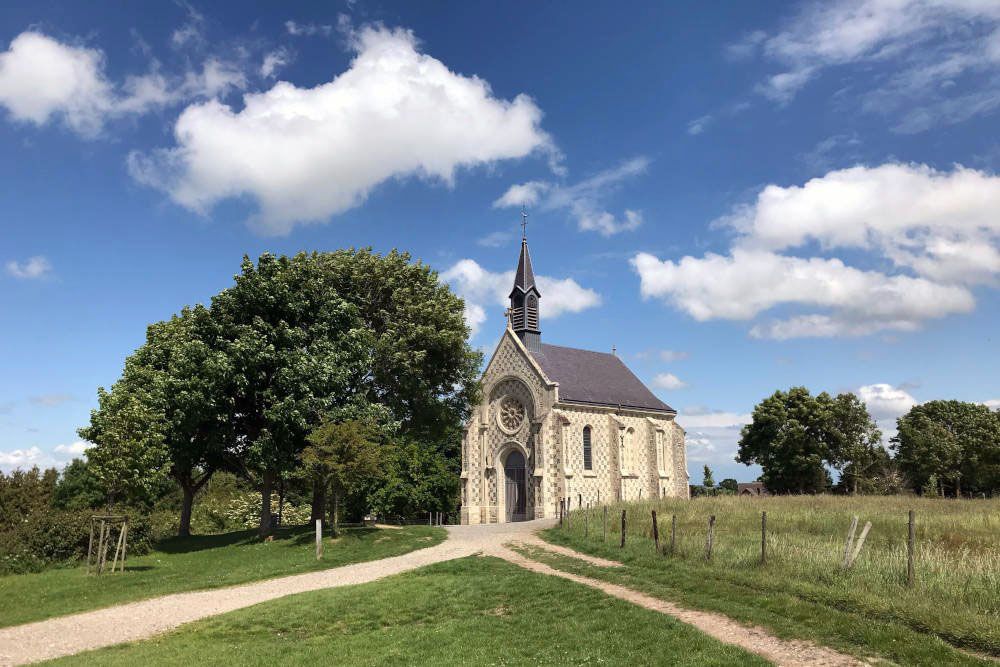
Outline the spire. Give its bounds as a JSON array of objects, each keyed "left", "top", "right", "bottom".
[{"left": 508, "top": 207, "right": 541, "bottom": 350}]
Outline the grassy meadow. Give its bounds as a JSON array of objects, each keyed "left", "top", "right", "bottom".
[
  {"left": 544, "top": 495, "right": 999, "bottom": 663},
  {"left": 0, "top": 524, "right": 445, "bottom": 628},
  {"left": 47, "top": 556, "right": 768, "bottom": 667}
]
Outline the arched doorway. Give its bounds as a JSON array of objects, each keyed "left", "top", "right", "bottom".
[{"left": 504, "top": 450, "right": 527, "bottom": 522}]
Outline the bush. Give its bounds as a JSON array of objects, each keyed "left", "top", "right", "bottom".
[
  {"left": 224, "top": 492, "right": 311, "bottom": 529},
  {"left": 0, "top": 508, "right": 153, "bottom": 575}
]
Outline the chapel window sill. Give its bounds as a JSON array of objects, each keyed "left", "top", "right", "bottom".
[{"left": 582, "top": 471, "right": 597, "bottom": 478}]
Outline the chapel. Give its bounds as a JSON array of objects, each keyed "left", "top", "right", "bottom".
[{"left": 460, "top": 226, "right": 689, "bottom": 524}]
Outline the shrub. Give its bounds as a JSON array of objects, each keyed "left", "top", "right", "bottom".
[{"left": 225, "top": 492, "right": 311, "bottom": 529}]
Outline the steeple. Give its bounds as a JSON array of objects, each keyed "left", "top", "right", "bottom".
[{"left": 509, "top": 207, "right": 541, "bottom": 351}]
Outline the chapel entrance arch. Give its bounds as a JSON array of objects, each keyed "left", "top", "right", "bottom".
[{"left": 503, "top": 449, "right": 527, "bottom": 522}]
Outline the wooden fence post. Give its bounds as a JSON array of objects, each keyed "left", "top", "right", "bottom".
[
  {"left": 842, "top": 516, "right": 859, "bottom": 569},
  {"left": 559, "top": 499, "right": 564, "bottom": 527},
  {"left": 761, "top": 511, "right": 767, "bottom": 565},
  {"left": 705, "top": 515, "right": 715, "bottom": 560},
  {"left": 670, "top": 514, "right": 677, "bottom": 556},
  {"left": 585, "top": 503, "right": 590, "bottom": 538},
  {"left": 848, "top": 521, "right": 872, "bottom": 567},
  {"left": 603, "top": 506, "right": 608, "bottom": 542},
  {"left": 620, "top": 509, "right": 627, "bottom": 548},
  {"left": 651, "top": 510, "right": 659, "bottom": 552},
  {"left": 907, "top": 510, "right": 915, "bottom": 588},
  {"left": 316, "top": 519, "right": 323, "bottom": 560}
]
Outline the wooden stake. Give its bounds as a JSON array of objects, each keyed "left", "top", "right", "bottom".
[
  {"left": 651, "top": 510, "right": 659, "bottom": 552},
  {"left": 120, "top": 521, "right": 128, "bottom": 572},
  {"left": 316, "top": 519, "right": 323, "bottom": 560},
  {"left": 603, "top": 505, "right": 607, "bottom": 542},
  {"left": 761, "top": 511, "right": 767, "bottom": 565},
  {"left": 620, "top": 509, "right": 627, "bottom": 548},
  {"left": 559, "top": 499, "right": 564, "bottom": 527},
  {"left": 842, "top": 516, "right": 859, "bottom": 569},
  {"left": 907, "top": 509, "right": 915, "bottom": 588},
  {"left": 705, "top": 515, "right": 715, "bottom": 560},
  {"left": 585, "top": 503, "right": 589, "bottom": 538},
  {"left": 848, "top": 521, "right": 872, "bottom": 567},
  {"left": 670, "top": 514, "right": 677, "bottom": 556}
]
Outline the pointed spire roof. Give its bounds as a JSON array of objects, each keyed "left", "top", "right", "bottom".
[{"left": 510, "top": 237, "right": 538, "bottom": 296}]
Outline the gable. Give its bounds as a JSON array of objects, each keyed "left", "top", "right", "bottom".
[{"left": 481, "top": 328, "right": 553, "bottom": 393}]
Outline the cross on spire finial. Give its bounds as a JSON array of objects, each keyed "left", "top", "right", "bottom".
[{"left": 520, "top": 205, "right": 529, "bottom": 240}]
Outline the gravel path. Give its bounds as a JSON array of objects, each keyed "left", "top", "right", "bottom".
[{"left": 1, "top": 519, "right": 861, "bottom": 666}]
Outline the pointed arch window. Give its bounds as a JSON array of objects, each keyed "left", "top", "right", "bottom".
[{"left": 582, "top": 426, "right": 593, "bottom": 471}]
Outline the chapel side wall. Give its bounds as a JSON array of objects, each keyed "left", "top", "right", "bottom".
[{"left": 556, "top": 406, "right": 689, "bottom": 507}]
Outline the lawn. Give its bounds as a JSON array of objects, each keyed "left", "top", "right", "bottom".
[
  {"left": 541, "top": 495, "right": 1000, "bottom": 665},
  {"left": 0, "top": 524, "right": 444, "bottom": 628},
  {"left": 48, "top": 556, "right": 769, "bottom": 666}
]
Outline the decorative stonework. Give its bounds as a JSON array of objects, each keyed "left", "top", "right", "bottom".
[{"left": 461, "top": 328, "right": 689, "bottom": 525}]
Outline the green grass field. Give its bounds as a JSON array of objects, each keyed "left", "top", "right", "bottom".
[
  {"left": 0, "top": 524, "right": 444, "bottom": 628},
  {"left": 47, "top": 556, "right": 769, "bottom": 667},
  {"left": 543, "top": 495, "right": 1000, "bottom": 664}
]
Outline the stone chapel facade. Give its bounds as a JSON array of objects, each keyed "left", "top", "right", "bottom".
[{"left": 460, "top": 234, "right": 689, "bottom": 524}]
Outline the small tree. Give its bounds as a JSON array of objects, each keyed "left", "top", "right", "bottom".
[
  {"left": 702, "top": 465, "right": 715, "bottom": 488},
  {"left": 302, "top": 420, "right": 383, "bottom": 535},
  {"left": 719, "top": 478, "right": 738, "bottom": 493}
]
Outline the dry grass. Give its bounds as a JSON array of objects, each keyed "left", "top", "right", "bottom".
[{"left": 558, "top": 494, "right": 999, "bottom": 656}]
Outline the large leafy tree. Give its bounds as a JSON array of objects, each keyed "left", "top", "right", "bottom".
[
  {"left": 829, "top": 393, "right": 883, "bottom": 495},
  {"left": 737, "top": 387, "right": 835, "bottom": 494},
  {"left": 210, "top": 253, "right": 369, "bottom": 537},
  {"left": 893, "top": 401, "right": 1000, "bottom": 496}
]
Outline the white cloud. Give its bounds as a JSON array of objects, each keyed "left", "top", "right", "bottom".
[
  {"left": 129, "top": 24, "right": 552, "bottom": 235},
  {"left": 29, "top": 394, "right": 73, "bottom": 407},
  {"left": 441, "top": 258, "right": 601, "bottom": 336},
  {"left": 285, "top": 20, "right": 334, "bottom": 37},
  {"left": 687, "top": 114, "right": 712, "bottom": 135},
  {"left": 742, "top": 0, "right": 1000, "bottom": 128},
  {"left": 681, "top": 409, "right": 751, "bottom": 429},
  {"left": 477, "top": 231, "right": 514, "bottom": 248},
  {"left": 260, "top": 48, "right": 291, "bottom": 78},
  {"left": 54, "top": 440, "right": 91, "bottom": 457},
  {"left": 633, "top": 162, "right": 996, "bottom": 339},
  {"left": 658, "top": 349, "right": 690, "bottom": 362},
  {"left": 0, "top": 32, "right": 115, "bottom": 136},
  {"left": 6, "top": 256, "right": 52, "bottom": 279},
  {"left": 651, "top": 372, "right": 687, "bottom": 390},
  {"left": 0, "top": 31, "right": 248, "bottom": 137},
  {"left": 984, "top": 399, "right": 1000, "bottom": 410},
  {"left": 0, "top": 446, "right": 43, "bottom": 468},
  {"left": 857, "top": 383, "right": 918, "bottom": 421},
  {"left": 494, "top": 157, "right": 649, "bottom": 236}
]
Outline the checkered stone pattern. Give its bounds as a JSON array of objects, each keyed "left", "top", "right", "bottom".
[{"left": 461, "top": 329, "right": 690, "bottom": 524}]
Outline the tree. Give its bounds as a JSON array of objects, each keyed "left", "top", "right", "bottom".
[
  {"left": 893, "top": 401, "right": 1000, "bottom": 496},
  {"left": 78, "top": 380, "right": 171, "bottom": 508},
  {"left": 53, "top": 459, "right": 105, "bottom": 510},
  {"left": 719, "top": 478, "right": 738, "bottom": 493},
  {"left": 736, "top": 387, "right": 834, "bottom": 494},
  {"left": 210, "top": 253, "right": 369, "bottom": 537},
  {"left": 829, "top": 393, "right": 883, "bottom": 495},
  {"left": 302, "top": 420, "right": 383, "bottom": 535},
  {"left": 702, "top": 465, "right": 715, "bottom": 488}
]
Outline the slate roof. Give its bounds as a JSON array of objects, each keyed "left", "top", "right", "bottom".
[
  {"left": 509, "top": 238, "right": 538, "bottom": 296},
  {"left": 529, "top": 343, "right": 675, "bottom": 414}
]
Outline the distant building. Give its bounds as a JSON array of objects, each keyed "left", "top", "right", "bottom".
[
  {"left": 460, "top": 224, "right": 689, "bottom": 524},
  {"left": 738, "top": 481, "right": 769, "bottom": 497}
]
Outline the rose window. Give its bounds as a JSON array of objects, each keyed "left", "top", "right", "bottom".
[{"left": 498, "top": 397, "right": 526, "bottom": 433}]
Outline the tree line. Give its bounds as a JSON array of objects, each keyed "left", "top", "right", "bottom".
[
  {"left": 736, "top": 387, "right": 1000, "bottom": 496},
  {"left": 78, "top": 250, "right": 482, "bottom": 537}
]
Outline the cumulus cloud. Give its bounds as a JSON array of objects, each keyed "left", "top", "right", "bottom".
[
  {"left": 984, "top": 399, "right": 1000, "bottom": 410},
  {"left": 0, "top": 31, "right": 247, "bottom": 137},
  {"left": 130, "top": 25, "right": 552, "bottom": 235},
  {"left": 441, "top": 258, "right": 601, "bottom": 336},
  {"left": 494, "top": 157, "right": 649, "bottom": 236},
  {"left": 54, "top": 440, "right": 91, "bottom": 457},
  {"left": 857, "top": 383, "right": 918, "bottom": 421},
  {"left": 680, "top": 408, "right": 752, "bottom": 466},
  {"left": 6, "top": 256, "right": 52, "bottom": 279},
  {"left": 0, "top": 446, "right": 43, "bottom": 469},
  {"left": 652, "top": 373, "right": 687, "bottom": 390},
  {"left": 738, "top": 0, "right": 1000, "bottom": 129},
  {"left": 260, "top": 48, "right": 291, "bottom": 78},
  {"left": 633, "top": 162, "right": 996, "bottom": 339}
]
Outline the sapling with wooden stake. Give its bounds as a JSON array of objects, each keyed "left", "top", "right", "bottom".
[{"left": 705, "top": 515, "right": 716, "bottom": 560}]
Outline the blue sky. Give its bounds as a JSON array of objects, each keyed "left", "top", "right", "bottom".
[{"left": 1, "top": 1, "right": 998, "bottom": 481}]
